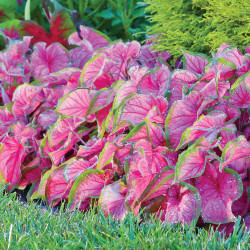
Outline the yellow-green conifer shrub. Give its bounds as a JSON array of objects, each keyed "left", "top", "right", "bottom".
[{"left": 145, "top": 0, "right": 250, "bottom": 59}]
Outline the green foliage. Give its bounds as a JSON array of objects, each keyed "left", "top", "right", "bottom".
[
  {"left": 0, "top": 0, "right": 18, "bottom": 21},
  {"left": 145, "top": 0, "right": 250, "bottom": 59},
  {"left": 57, "top": 0, "right": 149, "bottom": 41},
  {"left": 0, "top": 188, "right": 249, "bottom": 249}
]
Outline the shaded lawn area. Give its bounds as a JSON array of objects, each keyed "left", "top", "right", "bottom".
[{"left": 0, "top": 188, "right": 249, "bottom": 249}]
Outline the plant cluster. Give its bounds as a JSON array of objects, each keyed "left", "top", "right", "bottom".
[
  {"left": 145, "top": 0, "right": 250, "bottom": 59},
  {"left": 0, "top": 0, "right": 148, "bottom": 51},
  {"left": 0, "top": 18, "right": 249, "bottom": 235}
]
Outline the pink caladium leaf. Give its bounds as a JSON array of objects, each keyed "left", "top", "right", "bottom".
[
  {"left": 40, "top": 68, "right": 81, "bottom": 88},
  {"left": 21, "top": 156, "right": 41, "bottom": 172},
  {"left": 230, "top": 72, "right": 250, "bottom": 108},
  {"left": 132, "top": 140, "right": 170, "bottom": 174},
  {"left": 97, "top": 142, "right": 120, "bottom": 170},
  {"left": 232, "top": 181, "right": 250, "bottom": 218},
  {"left": 245, "top": 46, "right": 250, "bottom": 54},
  {"left": 68, "top": 25, "right": 110, "bottom": 51},
  {"left": 68, "top": 169, "right": 113, "bottom": 210},
  {"left": 12, "top": 84, "right": 44, "bottom": 117},
  {"left": 145, "top": 119, "right": 165, "bottom": 147},
  {"left": 227, "top": 158, "right": 248, "bottom": 180},
  {"left": 216, "top": 43, "right": 234, "bottom": 57},
  {"left": 218, "top": 128, "right": 237, "bottom": 150},
  {"left": 237, "top": 55, "right": 250, "bottom": 77},
  {"left": 31, "top": 170, "right": 51, "bottom": 201},
  {"left": 40, "top": 134, "right": 61, "bottom": 159},
  {"left": 196, "top": 162, "right": 243, "bottom": 223},
  {"left": 113, "top": 81, "right": 138, "bottom": 109},
  {"left": 183, "top": 51, "right": 209, "bottom": 75},
  {"left": 113, "top": 67, "right": 147, "bottom": 108},
  {"left": 93, "top": 73, "right": 115, "bottom": 90},
  {"left": 127, "top": 158, "right": 155, "bottom": 207},
  {"left": 0, "top": 84, "right": 11, "bottom": 105},
  {"left": 177, "top": 112, "right": 227, "bottom": 149},
  {"left": 168, "top": 70, "right": 198, "bottom": 106},
  {"left": 55, "top": 88, "right": 91, "bottom": 118},
  {"left": 175, "top": 138, "right": 210, "bottom": 182},
  {"left": 127, "top": 147, "right": 173, "bottom": 207},
  {"left": 0, "top": 107, "right": 15, "bottom": 124},
  {"left": 69, "top": 47, "right": 92, "bottom": 69},
  {"left": 140, "top": 42, "right": 171, "bottom": 68},
  {"left": 63, "top": 71, "right": 81, "bottom": 95},
  {"left": 99, "top": 181, "right": 128, "bottom": 220},
  {"left": 137, "top": 166, "right": 175, "bottom": 203},
  {"left": 37, "top": 110, "right": 59, "bottom": 128},
  {"left": 170, "top": 70, "right": 198, "bottom": 88},
  {"left": 77, "top": 139, "right": 106, "bottom": 159},
  {"left": 114, "top": 144, "right": 131, "bottom": 165},
  {"left": 105, "top": 41, "right": 141, "bottom": 64},
  {"left": 26, "top": 160, "right": 51, "bottom": 198},
  {"left": 0, "top": 38, "right": 31, "bottom": 76},
  {"left": 121, "top": 122, "right": 147, "bottom": 144},
  {"left": 218, "top": 47, "right": 244, "bottom": 68},
  {"left": 48, "top": 125, "right": 72, "bottom": 149},
  {"left": 95, "top": 102, "right": 113, "bottom": 135},
  {"left": 220, "top": 136, "right": 250, "bottom": 171},
  {"left": 146, "top": 98, "right": 168, "bottom": 124},
  {"left": 155, "top": 182, "right": 202, "bottom": 226},
  {"left": 18, "top": 160, "right": 42, "bottom": 189},
  {"left": 137, "top": 66, "right": 171, "bottom": 96},
  {"left": 48, "top": 116, "right": 83, "bottom": 147},
  {"left": 87, "top": 88, "right": 114, "bottom": 115},
  {"left": 0, "top": 136, "right": 26, "bottom": 191},
  {"left": 63, "top": 158, "right": 94, "bottom": 183},
  {"left": 115, "top": 94, "right": 168, "bottom": 127},
  {"left": 39, "top": 86, "right": 64, "bottom": 109},
  {"left": 122, "top": 119, "right": 165, "bottom": 148},
  {"left": 129, "top": 66, "right": 149, "bottom": 83},
  {"left": 49, "top": 133, "right": 78, "bottom": 166},
  {"left": 11, "top": 122, "right": 37, "bottom": 144},
  {"left": 200, "top": 78, "right": 230, "bottom": 101},
  {"left": 165, "top": 91, "right": 204, "bottom": 149},
  {"left": 168, "top": 82, "right": 186, "bottom": 107},
  {"left": 81, "top": 54, "right": 114, "bottom": 87},
  {"left": 202, "top": 58, "right": 237, "bottom": 82},
  {"left": 213, "top": 103, "right": 240, "bottom": 124},
  {"left": 31, "top": 42, "right": 70, "bottom": 79},
  {"left": 0, "top": 107, "right": 16, "bottom": 137},
  {"left": 125, "top": 189, "right": 141, "bottom": 216},
  {"left": 42, "top": 166, "right": 71, "bottom": 206}
]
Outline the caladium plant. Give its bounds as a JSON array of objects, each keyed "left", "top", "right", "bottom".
[
  {"left": 0, "top": 24, "right": 249, "bottom": 234},
  {"left": 18, "top": 11, "right": 76, "bottom": 48}
]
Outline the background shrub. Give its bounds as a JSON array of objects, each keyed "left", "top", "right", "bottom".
[
  {"left": 145, "top": 0, "right": 250, "bottom": 58},
  {"left": 0, "top": 0, "right": 149, "bottom": 50},
  {"left": 58, "top": 0, "right": 149, "bottom": 41}
]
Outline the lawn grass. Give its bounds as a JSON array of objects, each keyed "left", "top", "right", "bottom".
[{"left": 0, "top": 187, "right": 249, "bottom": 249}]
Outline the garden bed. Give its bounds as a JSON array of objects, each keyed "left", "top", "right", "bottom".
[{"left": 0, "top": 0, "right": 249, "bottom": 242}]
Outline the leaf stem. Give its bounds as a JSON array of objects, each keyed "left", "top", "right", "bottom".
[
  {"left": 72, "top": 130, "right": 86, "bottom": 146},
  {"left": 25, "top": 0, "right": 31, "bottom": 20},
  {"left": 79, "top": 0, "right": 88, "bottom": 19},
  {"left": 67, "top": 0, "right": 74, "bottom": 10}
]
